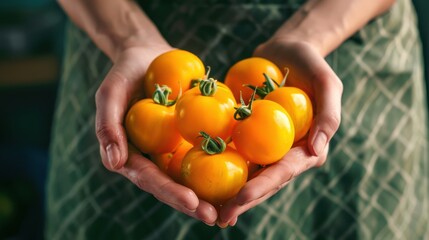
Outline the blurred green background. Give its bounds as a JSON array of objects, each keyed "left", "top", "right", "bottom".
[
  {"left": 0, "top": 1, "right": 427, "bottom": 240},
  {"left": 0, "top": 0, "right": 65, "bottom": 239}
]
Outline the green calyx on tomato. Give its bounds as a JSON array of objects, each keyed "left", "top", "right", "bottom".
[
  {"left": 262, "top": 67, "right": 313, "bottom": 142},
  {"left": 152, "top": 84, "right": 177, "bottom": 107},
  {"left": 190, "top": 66, "right": 218, "bottom": 96},
  {"left": 174, "top": 70, "right": 236, "bottom": 146},
  {"left": 234, "top": 90, "right": 257, "bottom": 121},
  {"left": 247, "top": 68, "right": 290, "bottom": 99},
  {"left": 199, "top": 78, "right": 218, "bottom": 96},
  {"left": 182, "top": 131, "right": 248, "bottom": 206},
  {"left": 245, "top": 73, "right": 278, "bottom": 98},
  {"left": 199, "top": 131, "right": 226, "bottom": 155},
  {"left": 190, "top": 66, "right": 211, "bottom": 88}
]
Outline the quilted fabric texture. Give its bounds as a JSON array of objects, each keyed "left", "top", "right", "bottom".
[{"left": 46, "top": 0, "right": 428, "bottom": 239}]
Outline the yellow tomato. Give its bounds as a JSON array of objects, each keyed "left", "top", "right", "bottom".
[
  {"left": 228, "top": 141, "right": 261, "bottom": 179},
  {"left": 232, "top": 100, "right": 295, "bottom": 165},
  {"left": 181, "top": 133, "right": 248, "bottom": 206},
  {"left": 175, "top": 79, "right": 237, "bottom": 145},
  {"left": 224, "top": 57, "right": 283, "bottom": 103},
  {"left": 151, "top": 140, "right": 193, "bottom": 183},
  {"left": 144, "top": 49, "right": 206, "bottom": 99},
  {"left": 265, "top": 87, "right": 313, "bottom": 142},
  {"left": 125, "top": 86, "right": 182, "bottom": 154}
]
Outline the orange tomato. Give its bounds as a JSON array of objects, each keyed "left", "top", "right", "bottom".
[
  {"left": 224, "top": 57, "right": 283, "bottom": 103},
  {"left": 151, "top": 140, "right": 193, "bottom": 183},
  {"left": 175, "top": 78, "right": 237, "bottom": 145},
  {"left": 125, "top": 85, "right": 182, "bottom": 154},
  {"left": 228, "top": 141, "right": 261, "bottom": 179},
  {"left": 181, "top": 133, "right": 248, "bottom": 206},
  {"left": 232, "top": 99, "right": 295, "bottom": 165},
  {"left": 265, "top": 87, "right": 313, "bottom": 142},
  {"left": 252, "top": 70, "right": 313, "bottom": 142},
  {"left": 144, "top": 49, "right": 206, "bottom": 99}
]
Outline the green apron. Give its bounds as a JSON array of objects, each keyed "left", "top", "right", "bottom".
[{"left": 46, "top": 0, "right": 428, "bottom": 239}]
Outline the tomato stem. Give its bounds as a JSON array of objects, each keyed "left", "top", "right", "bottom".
[
  {"left": 234, "top": 89, "right": 256, "bottom": 120},
  {"left": 244, "top": 73, "right": 279, "bottom": 99},
  {"left": 190, "top": 66, "right": 212, "bottom": 88},
  {"left": 279, "top": 67, "right": 290, "bottom": 87},
  {"left": 199, "top": 77, "right": 218, "bottom": 96},
  {"left": 244, "top": 68, "right": 291, "bottom": 99},
  {"left": 152, "top": 84, "right": 177, "bottom": 106},
  {"left": 200, "top": 131, "right": 226, "bottom": 155},
  {"left": 191, "top": 66, "right": 218, "bottom": 96}
]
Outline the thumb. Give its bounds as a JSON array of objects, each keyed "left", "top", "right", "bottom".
[
  {"left": 95, "top": 70, "right": 131, "bottom": 171},
  {"left": 308, "top": 68, "right": 343, "bottom": 157}
]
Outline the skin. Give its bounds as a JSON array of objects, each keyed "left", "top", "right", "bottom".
[{"left": 58, "top": 0, "right": 396, "bottom": 227}]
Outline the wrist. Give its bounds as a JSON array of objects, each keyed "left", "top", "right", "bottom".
[
  {"left": 270, "top": 22, "right": 345, "bottom": 57},
  {"left": 60, "top": 0, "right": 170, "bottom": 62},
  {"left": 275, "top": 32, "right": 328, "bottom": 57},
  {"left": 108, "top": 32, "right": 171, "bottom": 62}
]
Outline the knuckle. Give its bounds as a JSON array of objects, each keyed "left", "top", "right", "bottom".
[
  {"left": 133, "top": 168, "right": 150, "bottom": 191},
  {"left": 95, "top": 124, "right": 116, "bottom": 143},
  {"left": 329, "top": 112, "right": 341, "bottom": 128},
  {"left": 322, "top": 112, "right": 341, "bottom": 134},
  {"left": 134, "top": 165, "right": 157, "bottom": 193},
  {"left": 315, "top": 70, "right": 344, "bottom": 96},
  {"left": 285, "top": 165, "right": 298, "bottom": 182},
  {"left": 135, "top": 175, "right": 148, "bottom": 191}
]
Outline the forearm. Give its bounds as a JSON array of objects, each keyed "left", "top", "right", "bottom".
[
  {"left": 276, "top": 0, "right": 396, "bottom": 56},
  {"left": 57, "top": 0, "right": 168, "bottom": 61}
]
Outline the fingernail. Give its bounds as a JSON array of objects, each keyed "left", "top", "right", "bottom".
[
  {"left": 229, "top": 218, "right": 237, "bottom": 227},
  {"left": 186, "top": 207, "right": 196, "bottom": 213},
  {"left": 312, "top": 132, "right": 327, "bottom": 156},
  {"left": 217, "top": 221, "right": 229, "bottom": 228},
  {"left": 203, "top": 221, "right": 215, "bottom": 227},
  {"left": 106, "top": 143, "right": 120, "bottom": 169}
]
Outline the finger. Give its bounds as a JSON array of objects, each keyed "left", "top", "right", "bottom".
[
  {"left": 238, "top": 146, "right": 322, "bottom": 204},
  {"left": 96, "top": 69, "right": 133, "bottom": 171},
  {"left": 153, "top": 194, "right": 218, "bottom": 226},
  {"left": 119, "top": 148, "right": 200, "bottom": 211},
  {"left": 229, "top": 216, "right": 238, "bottom": 226},
  {"left": 194, "top": 200, "right": 218, "bottom": 226},
  {"left": 119, "top": 147, "right": 219, "bottom": 225},
  {"left": 218, "top": 187, "right": 279, "bottom": 227},
  {"left": 219, "top": 145, "right": 328, "bottom": 223},
  {"left": 308, "top": 63, "right": 343, "bottom": 156}
]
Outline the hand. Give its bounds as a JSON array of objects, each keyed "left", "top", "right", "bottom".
[
  {"left": 218, "top": 142, "right": 329, "bottom": 227},
  {"left": 94, "top": 45, "right": 218, "bottom": 226},
  {"left": 217, "top": 38, "right": 343, "bottom": 226}
]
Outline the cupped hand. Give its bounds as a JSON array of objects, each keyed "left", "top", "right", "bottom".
[
  {"left": 218, "top": 141, "right": 329, "bottom": 227},
  {"left": 217, "top": 38, "right": 343, "bottom": 226},
  {"left": 94, "top": 45, "right": 218, "bottom": 226},
  {"left": 254, "top": 39, "right": 343, "bottom": 157}
]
